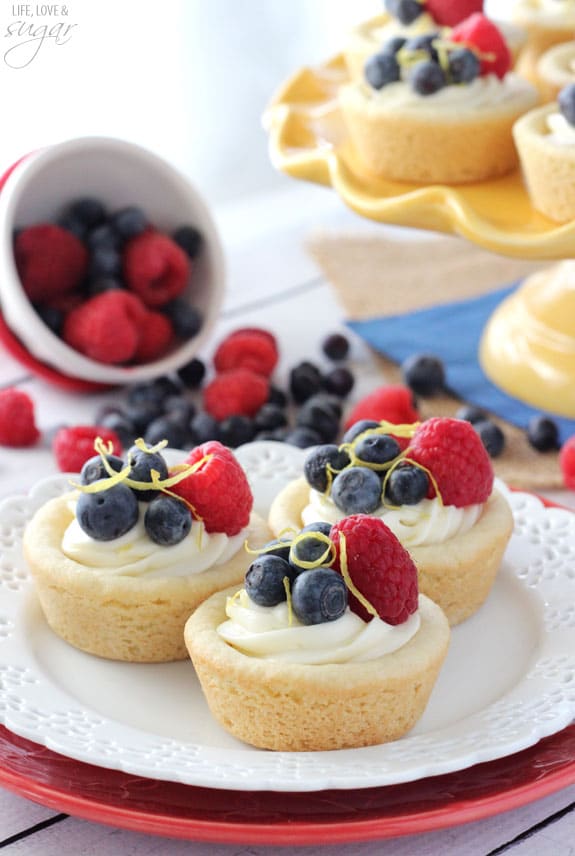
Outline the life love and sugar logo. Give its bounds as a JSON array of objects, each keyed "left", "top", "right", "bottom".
[{"left": 4, "top": 3, "right": 77, "bottom": 68}]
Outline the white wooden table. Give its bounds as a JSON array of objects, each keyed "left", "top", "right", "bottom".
[{"left": 0, "top": 185, "right": 573, "bottom": 855}]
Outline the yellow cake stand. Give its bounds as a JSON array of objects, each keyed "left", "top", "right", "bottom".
[{"left": 264, "top": 54, "right": 575, "bottom": 417}]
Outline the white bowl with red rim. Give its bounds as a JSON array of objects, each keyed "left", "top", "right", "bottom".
[{"left": 0, "top": 136, "right": 225, "bottom": 390}]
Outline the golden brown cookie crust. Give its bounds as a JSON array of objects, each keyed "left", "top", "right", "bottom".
[
  {"left": 23, "top": 492, "right": 270, "bottom": 663},
  {"left": 185, "top": 589, "right": 450, "bottom": 751}
]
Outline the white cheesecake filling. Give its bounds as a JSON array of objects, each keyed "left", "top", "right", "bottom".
[
  {"left": 217, "top": 589, "right": 421, "bottom": 664},
  {"left": 546, "top": 110, "right": 575, "bottom": 143},
  {"left": 62, "top": 500, "right": 247, "bottom": 578},
  {"left": 301, "top": 491, "right": 482, "bottom": 547}
]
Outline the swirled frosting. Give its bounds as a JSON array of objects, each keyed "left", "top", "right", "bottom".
[
  {"left": 356, "top": 72, "right": 537, "bottom": 114},
  {"left": 301, "top": 490, "right": 482, "bottom": 547},
  {"left": 62, "top": 500, "right": 246, "bottom": 578},
  {"left": 217, "top": 589, "right": 421, "bottom": 664}
]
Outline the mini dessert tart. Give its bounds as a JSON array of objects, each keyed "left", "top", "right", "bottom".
[
  {"left": 339, "top": 13, "right": 538, "bottom": 184},
  {"left": 513, "top": 0, "right": 575, "bottom": 87},
  {"left": 513, "top": 82, "right": 575, "bottom": 221},
  {"left": 23, "top": 439, "right": 270, "bottom": 662},
  {"left": 537, "top": 41, "right": 575, "bottom": 102},
  {"left": 344, "top": 2, "right": 525, "bottom": 82},
  {"left": 268, "top": 417, "right": 514, "bottom": 626},
  {"left": 185, "top": 515, "right": 450, "bottom": 751}
]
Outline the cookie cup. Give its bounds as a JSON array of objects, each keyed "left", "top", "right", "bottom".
[
  {"left": 23, "top": 492, "right": 270, "bottom": 663},
  {"left": 537, "top": 41, "right": 575, "bottom": 101},
  {"left": 339, "top": 79, "right": 538, "bottom": 184},
  {"left": 268, "top": 477, "right": 514, "bottom": 627},
  {"left": 513, "top": 102, "right": 575, "bottom": 221},
  {"left": 185, "top": 590, "right": 449, "bottom": 752},
  {"left": 513, "top": 12, "right": 575, "bottom": 87}
]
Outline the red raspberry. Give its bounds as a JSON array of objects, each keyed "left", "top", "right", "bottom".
[
  {"left": 53, "top": 425, "right": 122, "bottom": 473},
  {"left": 330, "top": 515, "right": 418, "bottom": 625},
  {"left": 560, "top": 436, "right": 575, "bottom": 490},
  {"left": 214, "top": 328, "right": 279, "bottom": 377},
  {"left": 406, "top": 417, "right": 493, "bottom": 507},
  {"left": 0, "top": 388, "right": 40, "bottom": 447},
  {"left": 62, "top": 291, "right": 147, "bottom": 364},
  {"left": 123, "top": 231, "right": 190, "bottom": 308},
  {"left": 133, "top": 310, "right": 174, "bottom": 363},
  {"left": 450, "top": 13, "right": 511, "bottom": 79},
  {"left": 425, "top": 0, "right": 483, "bottom": 27},
  {"left": 344, "top": 385, "right": 420, "bottom": 431},
  {"left": 169, "top": 440, "right": 253, "bottom": 535},
  {"left": 14, "top": 224, "right": 89, "bottom": 303},
  {"left": 203, "top": 368, "right": 269, "bottom": 420}
]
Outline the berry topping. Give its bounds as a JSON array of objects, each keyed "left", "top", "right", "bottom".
[
  {"left": 80, "top": 453, "right": 124, "bottom": 485},
  {"left": 384, "top": 463, "right": 429, "bottom": 505},
  {"left": 14, "top": 224, "right": 88, "bottom": 303},
  {"left": 344, "top": 385, "right": 420, "bottom": 431},
  {"left": 62, "top": 291, "right": 147, "bottom": 364},
  {"left": 527, "top": 415, "right": 560, "bottom": 452},
  {"left": 406, "top": 417, "right": 493, "bottom": 507},
  {"left": 353, "top": 433, "right": 401, "bottom": 467},
  {"left": 53, "top": 425, "right": 122, "bottom": 473},
  {"left": 123, "top": 231, "right": 190, "bottom": 308},
  {"left": 331, "top": 466, "right": 383, "bottom": 515},
  {"left": 143, "top": 495, "right": 192, "bottom": 546},
  {"left": 410, "top": 59, "right": 446, "bottom": 95},
  {"left": 0, "top": 388, "right": 40, "bottom": 447},
  {"left": 448, "top": 47, "right": 481, "bottom": 83},
  {"left": 450, "top": 13, "right": 511, "bottom": 80},
  {"left": 289, "top": 530, "right": 334, "bottom": 570},
  {"left": 169, "top": 440, "right": 253, "bottom": 535},
  {"left": 245, "top": 554, "right": 295, "bottom": 606},
  {"left": 76, "top": 483, "right": 139, "bottom": 541},
  {"left": 330, "top": 515, "right": 419, "bottom": 625},
  {"left": 385, "top": 0, "right": 424, "bottom": 25},
  {"left": 560, "top": 436, "right": 575, "bottom": 489},
  {"left": 203, "top": 368, "right": 269, "bottom": 420},
  {"left": 127, "top": 443, "right": 169, "bottom": 501},
  {"left": 342, "top": 419, "right": 381, "bottom": 444},
  {"left": 291, "top": 568, "right": 348, "bottom": 625},
  {"left": 365, "top": 51, "right": 401, "bottom": 89},
  {"left": 304, "top": 444, "right": 351, "bottom": 492},
  {"left": 213, "top": 328, "right": 279, "bottom": 377},
  {"left": 401, "top": 353, "right": 446, "bottom": 396},
  {"left": 425, "top": 0, "right": 484, "bottom": 27},
  {"left": 559, "top": 84, "right": 575, "bottom": 127}
]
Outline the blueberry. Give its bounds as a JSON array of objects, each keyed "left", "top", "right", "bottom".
[
  {"left": 385, "top": 463, "right": 429, "bottom": 505},
  {"left": 172, "top": 225, "right": 204, "bottom": 259},
  {"left": 127, "top": 382, "right": 167, "bottom": 409},
  {"left": 269, "top": 426, "right": 291, "bottom": 442},
  {"left": 307, "top": 392, "right": 343, "bottom": 420},
  {"left": 342, "top": 419, "right": 381, "bottom": 444},
  {"left": 304, "top": 444, "right": 351, "bottom": 492},
  {"left": 296, "top": 398, "right": 339, "bottom": 443},
  {"left": 291, "top": 568, "right": 348, "bottom": 625},
  {"left": 381, "top": 36, "right": 406, "bottom": 56},
  {"left": 87, "top": 276, "right": 123, "bottom": 296},
  {"left": 353, "top": 433, "right": 401, "bottom": 466},
  {"left": 401, "top": 353, "right": 445, "bottom": 396},
  {"left": 364, "top": 51, "right": 400, "bottom": 90},
  {"left": 289, "top": 532, "right": 332, "bottom": 570},
  {"left": 144, "top": 495, "right": 191, "bottom": 546},
  {"left": 267, "top": 384, "right": 288, "bottom": 408},
  {"left": 455, "top": 404, "right": 488, "bottom": 425},
  {"left": 98, "top": 411, "right": 136, "bottom": 448},
  {"left": 331, "top": 466, "right": 382, "bottom": 514},
  {"left": 448, "top": 47, "right": 481, "bottom": 84},
  {"left": 189, "top": 411, "right": 220, "bottom": 444},
  {"left": 289, "top": 361, "right": 322, "bottom": 404},
  {"left": 89, "top": 246, "right": 122, "bottom": 278},
  {"left": 36, "top": 304, "right": 63, "bottom": 334},
  {"left": 301, "top": 521, "right": 332, "bottom": 538},
  {"left": 127, "top": 446, "right": 169, "bottom": 500},
  {"left": 473, "top": 419, "right": 505, "bottom": 458},
  {"left": 125, "top": 402, "right": 164, "bottom": 434},
  {"left": 163, "top": 299, "right": 203, "bottom": 339},
  {"left": 58, "top": 212, "right": 87, "bottom": 240},
  {"left": 259, "top": 538, "right": 292, "bottom": 562},
  {"left": 322, "top": 332, "right": 350, "bottom": 361},
  {"left": 245, "top": 554, "right": 295, "bottom": 606},
  {"left": 110, "top": 206, "right": 148, "bottom": 240},
  {"left": 144, "top": 415, "right": 189, "bottom": 449},
  {"left": 153, "top": 376, "right": 182, "bottom": 399},
  {"left": 527, "top": 415, "right": 560, "bottom": 452},
  {"left": 404, "top": 33, "right": 440, "bottom": 63},
  {"left": 284, "top": 427, "right": 324, "bottom": 448},
  {"left": 218, "top": 415, "right": 255, "bottom": 448},
  {"left": 254, "top": 403, "right": 288, "bottom": 432},
  {"left": 76, "top": 483, "right": 139, "bottom": 541},
  {"left": 163, "top": 395, "right": 196, "bottom": 424},
  {"left": 410, "top": 59, "right": 446, "bottom": 95},
  {"left": 80, "top": 453, "right": 125, "bottom": 485},
  {"left": 385, "top": 0, "right": 423, "bottom": 25},
  {"left": 559, "top": 83, "right": 575, "bottom": 126},
  {"left": 87, "top": 223, "right": 121, "bottom": 252},
  {"left": 67, "top": 197, "right": 107, "bottom": 229},
  {"left": 177, "top": 357, "right": 206, "bottom": 389},
  {"left": 322, "top": 367, "right": 355, "bottom": 398}
]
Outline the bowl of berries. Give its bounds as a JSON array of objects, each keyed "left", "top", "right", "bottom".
[{"left": 0, "top": 136, "right": 225, "bottom": 388}]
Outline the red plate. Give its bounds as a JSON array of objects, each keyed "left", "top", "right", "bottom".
[{"left": 1, "top": 723, "right": 574, "bottom": 845}]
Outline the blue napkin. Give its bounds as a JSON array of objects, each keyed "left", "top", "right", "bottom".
[{"left": 347, "top": 283, "right": 575, "bottom": 445}]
